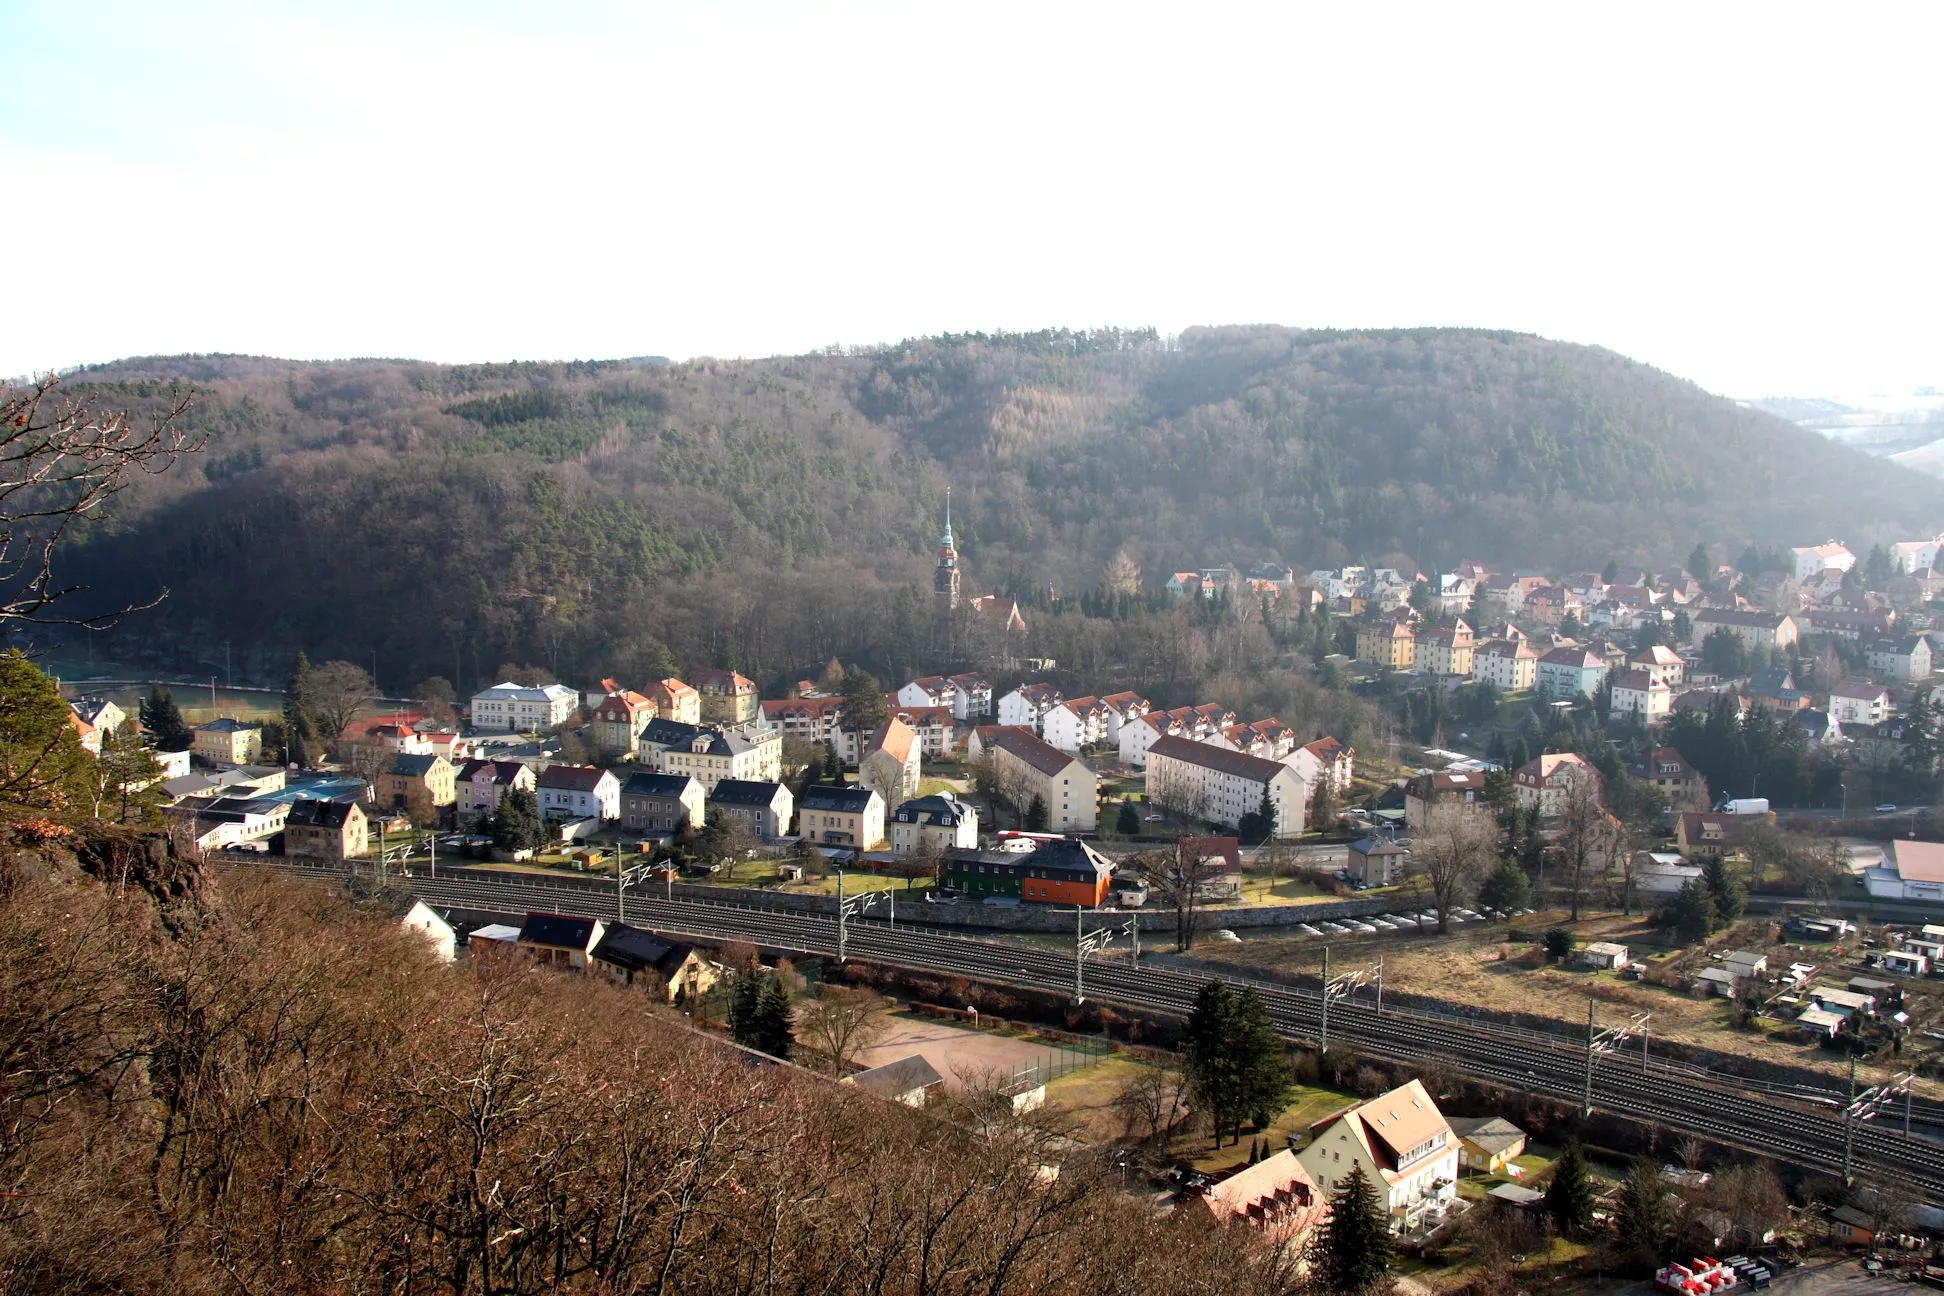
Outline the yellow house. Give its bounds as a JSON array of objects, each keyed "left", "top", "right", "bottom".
[
  {"left": 1416, "top": 619, "right": 1474, "bottom": 677},
  {"left": 1357, "top": 621, "right": 1416, "bottom": 670},
  {"left": 695, "top": 669, "right": 760, "bottom": 725},
  {"left": 1448, "top": 1116, "right": 1527, "bottom": 1175},
  {"left": 192, "top": 718, "right": 263, "bottom": 767},
  {"left": 378, "top": 753, "right": 457, "bottom": 822}
]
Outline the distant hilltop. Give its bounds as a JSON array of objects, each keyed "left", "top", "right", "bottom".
[{"left": 1747, "top": 391, "right": 1944, "bottom": 478}]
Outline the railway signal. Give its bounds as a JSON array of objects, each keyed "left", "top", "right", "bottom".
[
  {"left": 617, "top": 862, "right": 652, "bottom": 923},
  {"left": 1844, "top": 1064, "right": 1914, "bottom": 1185},
  {"left": 1073, "top": 907, "right": 1134, "bottom": 1003},
  {"left": 1318, "top": 946, "right": 1372, "bottom": 1052},
  {"left": 1582, "top": 1004, "right": 1649, "bottom": 1116},
  {"left": 835, "top": 866, "right": 883, "bottom": 963}
]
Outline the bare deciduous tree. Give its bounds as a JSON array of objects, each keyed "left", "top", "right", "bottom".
[
  {"left": 307, "top": 660, "right": 379, "bottom": 747},
  {"left": 1412, "top": 803, "right": 1498, "bottom": 933},
  {"left": 794, "top": 986, "right": 890, "bottom": 1076},
  {"left": 1112, "top": 1060, "right": 1190, "bottom": 1148},
  {"left": 1556, "top": 768, "right": 1623, "bottom": 921},
  {"left": 0, "top": 375, "right": 201, "bottom": 625}
]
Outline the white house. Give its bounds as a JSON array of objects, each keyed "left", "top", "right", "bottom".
[
  {"left": 469, "top": 681, "right": 581, "bottom": 733},
  {"left": 1829, "top": 679, "right": 1891, "bottom": 728},
  {"left": 1296, "top": 1080, "right": 1458, "bottom": 1230},
  {"left": 1891, "top": 537, "right": 1944, "bottom": 575},
  {"left": 1097, "top": 690, "right": 1151, "bottom": 743},
  {"left": 1610, "top": 669, "right": 1671, "bottom": 722},
  {"left": 1119, "top": 703, "right": 1235, "bottom": 769},
  {"left": 1791, "top": 541, "right": 1856, "bottom": 582},
  {"left": 1042, "top": 695, "right": 1111, "bottom": 753},
  {"left": 888, "top": 792, "right": 979, "bottom": 855},
  {"left": 400, "top": 899, "right": 459, "bottom": 962},
  {"left": 1473, "top": 638, "right": 1538, "bottom": 692},
  {"left": 896, "top": 676, "right": 955, "bottom": 710},
  {"left": 535, "top": 764, "right": 621, "bottom": 821},
  {"left": 1866, "top": 838, "right": 1944, "bottom": 902},
  {"left": 1145, "top": 735, "right": 1308, "bottom": 838},
  {"left": 947, "top": 673, "right": 993, "bottom": 719},
  {"left": 1629, "top": 644, "right": 1686, "bottom": 688},
  {"left": 996, "top": 683, "right": 1064, "bottom": 734}
]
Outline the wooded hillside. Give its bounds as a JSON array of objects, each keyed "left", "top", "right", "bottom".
[{"left": 52, "top": 327, "right": 1944, "bottom": 694}]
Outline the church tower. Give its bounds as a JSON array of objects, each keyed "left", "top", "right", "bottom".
[{"left": 933, "top": 488, "right": 961, "bottom": 610}]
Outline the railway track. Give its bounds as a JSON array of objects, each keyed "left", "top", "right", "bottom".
[{"left": 237, "top": 858, "right": 1944, "bottom": 1199}]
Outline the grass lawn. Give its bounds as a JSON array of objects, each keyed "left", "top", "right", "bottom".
[
  {"left": 916, "top": 777, "right": 963, "bottom": 798},
  {"left": 780, "top": 873, "right": 929, "bottom": 897},
  {"left": 1231, "top": 876, "right": 1352, "bottom": 907},
  {"left": 1185, "top": 1081, "right": 1357, "bottom": 1172},
  {"left": 1041, "top": 1054, "right": 1147, "bottom": 1144}
]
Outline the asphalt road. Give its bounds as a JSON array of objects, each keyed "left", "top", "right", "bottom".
[{"left": 234, "top": 856, "right": 1944, "bottom": 1202}]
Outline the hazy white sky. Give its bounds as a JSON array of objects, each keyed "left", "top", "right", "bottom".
[{"left": 3, "top": 1, "right": 1939, "bottom": 397}]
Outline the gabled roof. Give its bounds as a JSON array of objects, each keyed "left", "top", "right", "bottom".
[
  {"left": 799, "top": 784, "right": 880, "bottom": 814},
  {"left": 1537, "top": 645, "right": 1603, "bottom": 669},
  {"left": 197, "top": 717, "right": 261, "bottom": 734},
  {"left": 1515, "top": 752, "right": 1591, "bottom": 784},
  {"left": 458, "top": 758, "right": 530, "bottom": 785},
  {"left": 1310, "top": 1079, "right": 1453, "bottom": 1183},
  {"left": 621, "top": 771, "right": 699, "bottom": 799},
  {"left": 1832, "top": 678, "right": 1890, "bottom": 701},
  {"left": 694, "top": 668, "right": 757, "bottom": 694},
  {"left": 1890, "top": 839, "right": 1944, "bottom": 885},
  {"left": 517, "top": 912, "right": 602, "bottom": 951},
  {"left": 893, "top": 793, "right": 969, "bottom": 826},
  {"left": 866, "top": 717, "right": 916, "bottom": 765},
  {"left": 848, "top": 1053, "right": 945, "bottom": 1098},
  {"left": 538, "top": 763, "right": 611, "bottom": 792},
  {"left": 387, "top": 753, "right": 446, "bottom": 778},
  {"left": 286, "top": 797, "right": 361, "bottom": 829},
  {"left": 1201, "top": 1148, "right": 1323, "bottom": 1232},
  {"left": 1447, "top": 1115, "right": 1525, "bottom": 1154},
  {"left": 708, "top": 778, "right": 787, "bottom": 807},
  {"left": 1019, "top": 838, "right": 1114, "bottom": 883},
  {"left": 1179, "top": 836, "right": 1242, "bottom": 871},
  {"left": 1147, "top": 734, "right": 1288, "bottom": 783},
  {"left": 589, "top": 923, "right": 701, "bottom": 977},
  {"left": 988, "top": 726, "right": 1083, "bottom": 778}
]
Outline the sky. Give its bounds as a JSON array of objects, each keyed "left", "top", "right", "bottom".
[{"left": 3, "top": 1, "right": 1940, "bottom": 398}]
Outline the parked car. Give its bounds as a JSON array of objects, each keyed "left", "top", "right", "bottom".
[{"left": 1876, "top": 804, "right": 1899, "bottom": 813}]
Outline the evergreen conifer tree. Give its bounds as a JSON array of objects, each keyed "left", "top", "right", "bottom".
[
  {"left": 1544, "top": 1140, "right": 1596, "bottom": 1238},
  {"left": 1116, "top": 798, "right": 1140, "bottom": 836},
  {"left": 728, "top": 975, "right": 763, "bottom": 1049},
  {"left": 283, "top": 653, "right": 322, "bottom": 766},
  {"left": 0, "top": 653, "right": 95, "bottom": 820},
  {"left": 1180, "top": 980, "right": 1244, "bottom": 1147},
  {"left": 489, "top": 786, "right": 545, "bottom": 852},
  {"left": 1309, "top": 1162, "right": 1393, "bottom": 1296},
  {"left": 1025, "top": 795, "right": 1049, "bottom": 832},
  {"left": 96, "top": 720, "right": 166, "bottom": 823},
  {"left": 1234, "top": 986, "right": 1291, "bottom": 1128},
  {"left": 1250, "top": 784, "right": 1277, "bottom": 845},
  {"left": 140, "top": 684, "right": 193, "bottom": 752},
  {"left": 753, "top": 976, "right": 795, "bottom": 1059},
  {"left": 1613, "top": 1155, "right": 1675, "bottom": 1263}
]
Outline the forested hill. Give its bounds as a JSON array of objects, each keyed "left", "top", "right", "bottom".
[{"left": 54, "top": 327, "right": 1944, "bottom": 692}]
